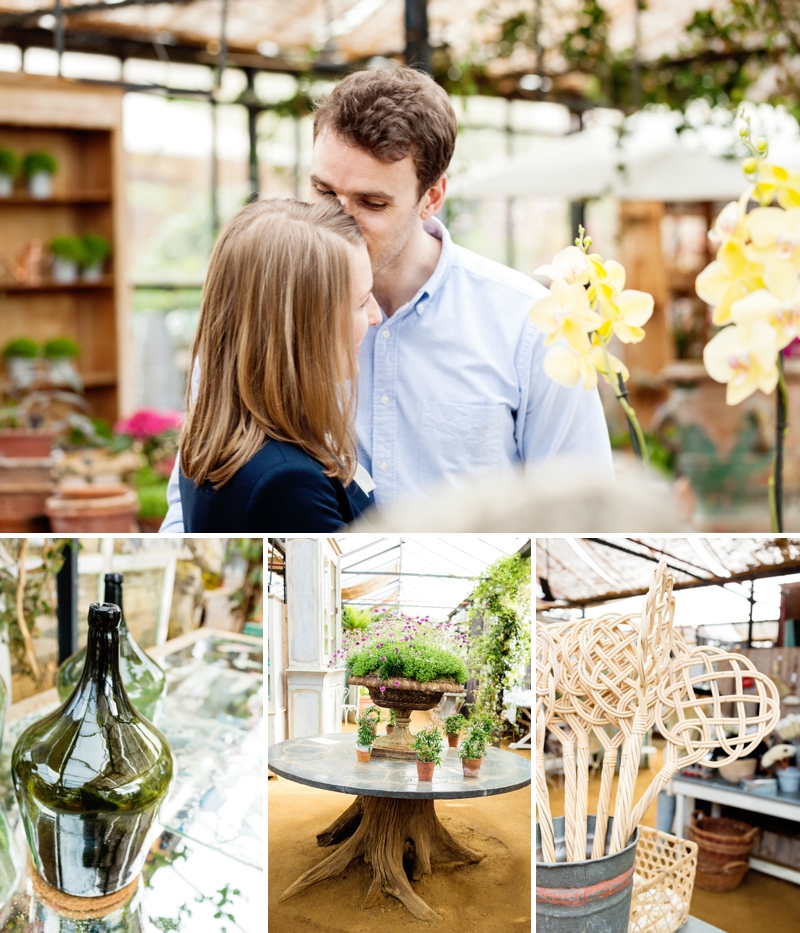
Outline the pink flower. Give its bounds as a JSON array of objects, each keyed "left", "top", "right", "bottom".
[
  {"left": 380, "top": 685, "right": 386, "bottom": 693},
  {"left": 381, "top": 656, "right": 386, "bottom": 661},
  {"left": 394, "top": 680, "right": 400, "bottom": 686},
  {"left": 114, "top": 408, "right": 183, "bottom": 440}
]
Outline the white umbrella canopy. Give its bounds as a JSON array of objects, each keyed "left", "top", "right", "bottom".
[{"left": 448, "top": 111, "right": 800, "bottom": 203}]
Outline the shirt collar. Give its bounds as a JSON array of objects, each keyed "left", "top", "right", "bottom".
[{"left": 384, "top": 215, "right": 453, "bottom": 320}]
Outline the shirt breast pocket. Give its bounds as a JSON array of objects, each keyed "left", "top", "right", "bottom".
[{"left": 419, "top": 401, "right": 504, "bottom": 489}]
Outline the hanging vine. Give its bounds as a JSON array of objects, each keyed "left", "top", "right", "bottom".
[{"left": 468, "top": 551, "right": 531, "bottom": 736}]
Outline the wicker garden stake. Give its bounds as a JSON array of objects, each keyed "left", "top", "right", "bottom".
[{"left": 535, "top": 627, "right": 558, "bottom": 863}]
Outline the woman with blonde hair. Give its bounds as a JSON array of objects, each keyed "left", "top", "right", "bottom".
[{"left": 178, "top": 197, "right": 380, "bottom": 531}]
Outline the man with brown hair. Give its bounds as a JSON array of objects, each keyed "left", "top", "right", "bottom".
[{"left": 161, "top": 65, "right": 611, "bottom": 530}]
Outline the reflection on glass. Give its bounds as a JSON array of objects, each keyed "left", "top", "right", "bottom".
[
  {"left": 12, "top": 603, "right": 174, "bottom": 896},
  {"left": 57, "top": 575, "right": 166, "bottom": 722}
]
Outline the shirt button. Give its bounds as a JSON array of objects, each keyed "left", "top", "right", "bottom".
[
  {"left": 382, "top": 329, "right": 390, "bottom": 339},
  {"left": 380, "top": 461, "right": 388, "bottom": 471},
  {"left": 381, "top": 395, "right": 389, "bottom": 405}
]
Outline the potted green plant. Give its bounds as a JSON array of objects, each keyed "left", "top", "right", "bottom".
[
  {"left": 0, "top": 149, "right": 19, "bottom": 197},
  {"left": 413, "top": 724, "right": 443, "bottom": 781},
  {"left": 356, "top": 709, "right": 379, "bottom": 762},
  {"left": 42, "top": 337, "right": 81, "bottom": 390},
  {"left": 386, "top": 708, "right": 396, "bottom": 734},
  {"left": 444, "top": 713, "right": 466, "bottom": 748},
  {"left": 22, "top": 151, "right": 57, "bottom": 199},
  {"left": 49, "top": 236, "right": 83, "bottom": 284},
  {"left": 458, "top": 721, "right": 492, "bottom": 777},
  {"left": 80, "top": 234, "right": 111, "bottom": 282}
]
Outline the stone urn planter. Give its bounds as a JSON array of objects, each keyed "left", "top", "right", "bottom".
[{"left": 347, "top": 674, "right": 465, "bottom": 761}]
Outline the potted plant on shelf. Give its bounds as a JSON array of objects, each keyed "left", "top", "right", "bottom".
[
  {"left": 386, "top": 708, "right": 396, "bottom": 734},
  {"left": 332, "top": 610, "right": 469, "bottom": 760},
  {"left": 444, "top": 713, "right": 466, "bottom": 748},
  {"left": 23, "top": 151, "right": 57, "bottom": 199},
  {"left": 458, "top": 720, "right": 492, "bottom": 777},
  {"left": 356, "top": 708, "right": 379, "bottom": 761},
  {"left": 413, "top": 724, "right": 443, "bottom": 781},
  {"left": 49, "top": 236, "right": 82, "bottom": 284},
  {"left": 42, "top": 337, "right": 81, "bottom": 391},
  {"left": 80, "top": 234, "right": 111, "bottom": 282},
  {"left": 0, "top": 149, "right": 19, "bottom": 197}
]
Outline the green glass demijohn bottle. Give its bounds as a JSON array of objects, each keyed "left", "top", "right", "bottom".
[
  {"left": 12, "top": 602, "right": 174, "bottom": 897},
  {"left": 56, "top": 573, "right": 166, "bottom": 722}
]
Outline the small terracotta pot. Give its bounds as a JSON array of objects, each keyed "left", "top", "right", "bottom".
[
  {"left": 385, "top": 725, "right": 394, "bottom": 734},
  {"left": 0, "top": 429, "right": 57, "bottom": 458},
  {"left": 356, "top": 746, "right": 371, "bottom": 762},
  {"left": 462, "top": 757, "right": 483, "bottom": 778},
  {"left": 447, "top": 733, "right": 459, "bottom": 748},
  {"left": 416, "top": 760, "right": 435, "bottom": 781}
]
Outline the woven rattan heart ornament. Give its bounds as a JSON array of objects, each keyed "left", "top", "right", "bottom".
[
  {"left": 535, "top": 626, "right": 559, "bottom": 863},
  {"left": 620, "top": 645, "right": 780, "bottom": 844}
]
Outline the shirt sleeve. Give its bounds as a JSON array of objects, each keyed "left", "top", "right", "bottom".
[
  {"left": 244, "top": 464, "right": 348, "bottom": 532},
  {"left": 159, "top": 452, "right": 185, "bottom": 533},
  {"left": 516, "top": 320, "right": 614, "bottom": 477}
]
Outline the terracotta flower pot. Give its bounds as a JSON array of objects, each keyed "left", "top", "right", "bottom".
[
  {"left": 462, "top": 757, "right": 483, "bottom": 778},
  {"left": 0, "top": 429, "right": 57, "bottom": 458},
  {"left": 416, "top": 760, "right": 435, "bottom": 781},
  {"left": 356, "top": 746, "right": 371, "bottom": 762},
  {"left": 447, "top": 733, "right": 459, "bottom": 748},
  {"left": 45, "top": 484, "right": 138, "bottom": 532},
  {"left": 386, "top": 725, "right": 395, "bottom": 734}
]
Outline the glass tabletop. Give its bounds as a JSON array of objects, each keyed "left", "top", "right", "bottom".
[
  {"left": 0, "top": 631, "right": 264, "bottom": 932},
  {"left": 268, "top": 732, "right": 531, "bottom": 800}
]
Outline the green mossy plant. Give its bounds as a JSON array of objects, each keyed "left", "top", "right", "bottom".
[
  {"left": 80, "top": 234, "right": 111, "bottom": 267},
  {"left": 43, "top": 337, "right": 80, "bottom": 360},
  {"left": 2, "top": 338, "right": 39, "bottom": 359},
  {"left": 22, "top": 152, "right": 57, "bottom": 177},
  {"left": 49, "top": 236, "right": 83, "bottom": 262},
  {"left": 0, "top": 149, "right": 19, "bottom": 178}
]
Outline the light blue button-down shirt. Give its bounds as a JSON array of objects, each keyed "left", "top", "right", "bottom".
[{"left": 160, "top": 216, "right": 612, "bottom": 530}]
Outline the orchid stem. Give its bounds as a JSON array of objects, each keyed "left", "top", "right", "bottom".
[
  {"left": 769, "top": 352, "right": 788, "bottom": 533},
  {"left": 597, "top": 333, "right": 650, "bottom": 468}
]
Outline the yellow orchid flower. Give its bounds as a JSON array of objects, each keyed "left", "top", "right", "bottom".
[
  {"left": 695, "top": 239, "right": 764, "bottom": 325},
  {"left": 529, "top": 280, "right": 603, "bottom": 352},
  {"left": 748, "top": 161, "right": 800, "bottom": 210},
  {"left": 731, "top": 286, "right": 800, "bottom": 350},
  {"left": 703, "top": 321, "right": 779, "bottom": 406},
  {"left": 744, "top": 206, "right": 800, "bottom": 301},
  {"left": 709, "top": 189, "right": 752, "bottom": 247},
  {"left": 534, "top": 245, "right": 591, "bottom": 285},
  {"left": 589, "top": 337, "right": 630, "bottom": 383},
  {"left": 543, "top": 341, "right": 599, "bottom": 390},
  {"left": 591, "top": 261, "right": 654, "bottom": 343}
]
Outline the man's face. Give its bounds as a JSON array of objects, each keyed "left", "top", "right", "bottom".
[{"left": 309, "top": 129, "right": 435, "bottom": 275}]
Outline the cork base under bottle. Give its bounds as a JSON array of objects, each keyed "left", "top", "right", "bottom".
[{"left": 29, "top": 858, "right": 141, "bottom": 919}]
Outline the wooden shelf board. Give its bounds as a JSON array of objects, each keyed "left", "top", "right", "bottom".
[
  {"left": 0, "top": 191, "right": 112, "bottom": 205},
  {"left": 0, "top": 276, "right": 114, "bottom": 292},
  {"left": 82, "top": 372, "right": 117, "bottom": 388}
]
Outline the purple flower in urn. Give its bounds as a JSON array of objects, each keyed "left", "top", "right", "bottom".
[{"left": 380, "top": 685, "right": 386, "bottom": 693}]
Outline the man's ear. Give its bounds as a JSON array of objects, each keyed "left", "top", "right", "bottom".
[{"left": 420, "top": 175, "right": 447, "bottom": 220}]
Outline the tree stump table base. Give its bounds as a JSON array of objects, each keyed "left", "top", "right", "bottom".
[{"left": 278, "top": 795, "right": 482, "bottom": 921}]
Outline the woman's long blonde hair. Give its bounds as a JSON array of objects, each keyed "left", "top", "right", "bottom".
[{"left": 180, "top": 197, "right": 364, "bottom": 489}]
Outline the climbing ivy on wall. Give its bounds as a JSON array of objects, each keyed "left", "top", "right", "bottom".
[{"left": 468, "top": 551, "right": 531, "bottom": 735}]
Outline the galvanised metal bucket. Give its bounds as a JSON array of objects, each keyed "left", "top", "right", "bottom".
[{"left": 536, "top": 816, "right": 639, "bottom": 933}]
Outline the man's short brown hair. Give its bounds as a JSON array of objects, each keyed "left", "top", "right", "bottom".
[{"left": 313, "top": 66, "right": 457, "bottom": 200}]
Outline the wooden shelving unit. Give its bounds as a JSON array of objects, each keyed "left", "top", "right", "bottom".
[{"left": 0, "top": 72, "right": 129, "bottom": 424}]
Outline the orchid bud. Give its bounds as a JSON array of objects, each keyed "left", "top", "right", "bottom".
[
  {"left": 754, "top": 137, "right": 768, "bottom": 153},
  {"left": 743, "top": 157, "right": 757, "bottom": 175}
]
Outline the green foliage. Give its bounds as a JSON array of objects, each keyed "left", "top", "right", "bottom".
[
  {"left": 356, "top": 710, "right": 379, "bottom": 748},
  {"left": 413, "top": 724, "right": 444, "bottom": 765},
  {"left": 0, "top": 149, "right": 19, "bottom": 178},
  {"left": 65, "top": 415, "right": 112, "bottom": 448},
  {"left": 134, "top": 468, "right": 169, "bottom": 520},
  {"left": 348, "top": 642, "right": 468, "bottom": 684},
  {"left": 2, "top": 337, "right": 39, "bottom": 359},
  {"left": 388, "top": 708, "right": 396, "bottom": 725},
  {"left": 0, "top": 539, "right": 67, "bottom": 684},
  {"left": 342, "top": 605, "right": 372, "bottom": 631},
  {"left": 49, "top": 236, "right": 83, "bottom": 262},
  {"left": 610, "top": 430, "right": 675, "bottom": 477},
  {"left": 458, "top": 721, "right": 492, "bottom": 760},
  {"left": 22, "top": 151, "right": 57, "bottom": 177},
  {"left": 42, "top": 337, "right": 80, "bottom": 360},
  {"left": 444, "top": 713, "right": 466, "bottom": 734},
  {"left": 80, "top": 233, "right": 111, "bottom": 266},
  {"left": 225, "top": 539, "right": 263, "bottom": 625},
  {"left": 469, "top": 552, "right": 531, "bottom": 734}
]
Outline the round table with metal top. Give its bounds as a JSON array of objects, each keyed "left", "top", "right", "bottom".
[{"left": 268, "top": 732, "right": 531, "bottom": 922}]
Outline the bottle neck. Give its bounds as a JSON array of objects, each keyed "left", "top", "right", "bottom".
[
  {"left": 104, "top": 581, "right": 128, "bottom": 636},
  {"left": 77, "top": 624, "right": 125, "bottom": 696}
]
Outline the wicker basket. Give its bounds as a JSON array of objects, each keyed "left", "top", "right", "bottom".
[
  {"left": 694, "top": 857, "right": 750, "bottom": 892},
  {"left": 688, "top": 811, "right": 759, "bottom": 868},
  {"left": 628, "top": 826, "right": 698, "bottom": 933}
]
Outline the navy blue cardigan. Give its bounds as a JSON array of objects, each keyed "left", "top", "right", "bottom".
[{"left": 179, "top": 440, "right": 373, "bottom": 532}]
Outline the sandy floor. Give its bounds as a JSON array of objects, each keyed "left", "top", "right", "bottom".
[
  {"left": 268, "top": 711, "right": 531, "bottom": 933},
  {"left": 544, "top": 741, "right": 800, "bottom": 933}
]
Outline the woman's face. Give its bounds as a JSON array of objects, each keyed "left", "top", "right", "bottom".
[{"left": 350, "top": 241, "right": 381, "bottom": 357}]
